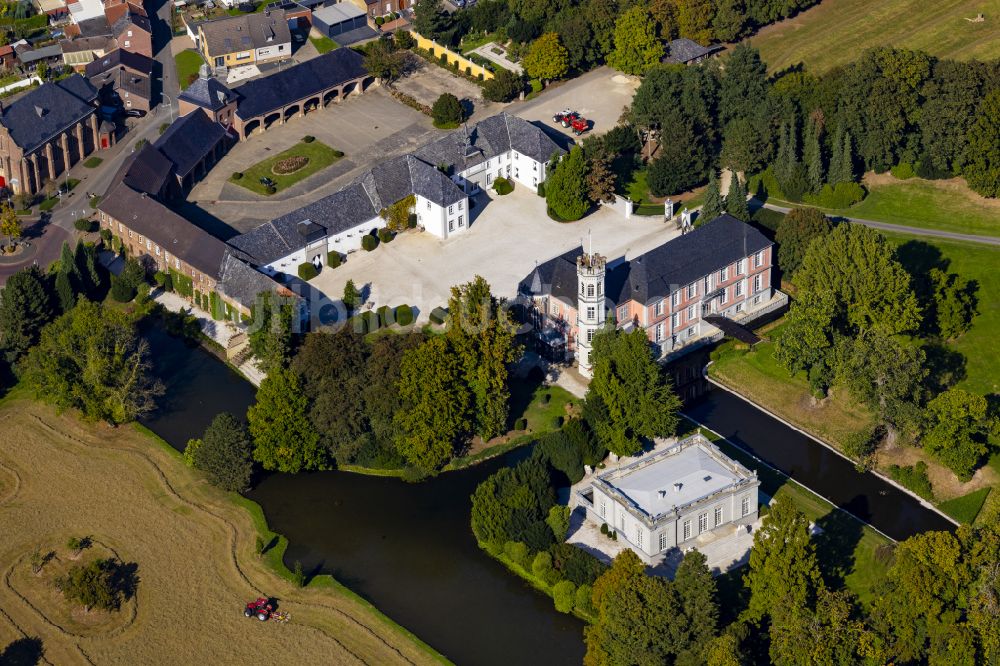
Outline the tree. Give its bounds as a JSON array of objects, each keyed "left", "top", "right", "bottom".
[
  {"left": 646, "top": 111, "right": 708, "bottom": 197},
  {"left": 721, "top": 117, "right": 768, "bottom": 175},
  {"left": 724, "top": 173, "right": 749, "bottom": 221},
  {"left": 382, "top": 194, "right": 416, "bottom": 231},
  {"left": 446, "top": 276, "right": 519, "bottom": 440},
  {"left": 23, "top": 300, "right": 162, "bottom": 424},
  {"left": 607, "top": 7, "right": 664, "bottom": 76},
  {"left": 362, "top": 39, "right": 407, "bottom": 83},
  {"left": 712, "top": 0, "right": 747, "bottom": 42},
  {"left": 56, "top": 558, "right": 126, "bottom": 612},
  {"left": 918, "top": 59, "right": 986, "bottom": 175},
  {"left": 743, "top": 495, "right": 824, "bottom": 624},
  {"left": 110, "top": 257, "right": 145, "bottom": 303},
  {"left": 962, "top": 88, "right": 1000, "bottom": 197},
  {"left": 795, "top": 224, "right": 921, "bottom": 336},
  {"left": 394, "top": 336, "right": 471, "bottom": 472},
  {"left": 248, "top": 291, "right": 295, "bottom": 372},
  {"left": 482, "top": 68, "right": 522, "bottom": 103},
  {"left": 585, "top": 152, "right": 617, "bottom": 204},
  {"left": 0, "top": 200, "right": 21, "bottom": 249},
  {"left": 803, "top": 116, "right": 824, "bottom": 193},
  {"left": 927, "top": 268, "right": 976, "bottom": 340},
  {"left": 55, "top": 269, "right": 75, "bottom": 313},
  {"left": 191, "top": 412, "right": 254, "bottom": 492},
  {"left": 677, "top": 0, "right": 715, "bottom": 45},
  {"left": 773, "top": 291, "right": 835, "bottom": 383},
  {"left": 431, "top": 92, "right": 464, "bottom": 127},
  {"left": 545, "top": 146, "right": 590, "bottom": 220},
  {"left": 769, "top": 588, "right": 870, "bottom": 666},
  {"left": 719, "top": 44, "right": 768, "bottom": 125},
  {"left": 704, "top": 632, "right": 744, "bottom": 666},
  {"left": 247, "top": 368, "right": 324, "bottom": 473},
  {"left": 586, "top": 549, "right": 679, "bottom": 664},
  {"left": 587, "top": 328, "right": 681, "bottom": 456},
  {"left": 413, "top": 0, "right": 449, "bottom": 40},
  {"left": 523, "top": 33, "right": 569, "bottom": 82},
  {"left": 828, "top": 124, "right": 856, "bottom": 185},
  {"left": 342, "top": 279, "right": 360, "bottom": 311},
  {"left": 471, "top": 459, "right": 555, "bottom": 550},
  {"left": 922, "top": 389, "right": 993, "bottom": 481},
  {"left": 698, "top": 171, "right": 724, "bottom": 223},
  {"left": 773, "top": 207, "right": 833, "bottom": 275},
  {"left": 673, "top": 550, "right": 720, "bottom": 663},
  {"left": 0, "top": 266, "right": 52, "bottom": 362}
]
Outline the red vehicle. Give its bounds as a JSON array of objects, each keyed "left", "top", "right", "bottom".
[
  {"left": 552, "top": 109, "right": 579, "bottom": 127},
  {"left": 244, "top": 597, "right": 273, "bottom": 621},
  {"left": 570, "top": 116, "right": 590, "bottom": 135}
]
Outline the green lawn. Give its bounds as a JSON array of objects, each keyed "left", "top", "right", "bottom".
[
  {"left": 229, "top": 141, "right": 344, "bottom": 195},
  {"left": 508, "top": 379, "right": 577, "bottom": 433},
  {"left": 83, "top": 156, "right": 103, "bottom": 168},
  {"left": 310, "top": 35, "right": 338, "bottom": 54},
  {"left": 938, "top": 487, "right": 992, "bottom": 524},
  {"left": 748, "top": 0, "right": 1000, "bottom": 74},
  {"left": 175, "top": 50, "right": 206, "bottom": 90},
  {"left": 459, "top": 32, "right": 498, "bottom": 54}
]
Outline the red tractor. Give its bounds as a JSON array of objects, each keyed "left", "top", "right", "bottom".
[
  {"left": 552, "top": 109, "right": 579, "bottom": 128},
  {"left": 570, "top": 116, "right": 590, "bottom": 136},
  {"left": 244, "top": 597, "right": 273, "bottom": 621}
]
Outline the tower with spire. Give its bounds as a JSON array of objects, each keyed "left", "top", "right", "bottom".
[{"left": 576, "top": 246, "right": 606, "bottom": 378}]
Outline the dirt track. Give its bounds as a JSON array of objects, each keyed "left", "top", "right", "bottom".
[{"left": 0, "top": 397, "right": 446, "bottom": 665}]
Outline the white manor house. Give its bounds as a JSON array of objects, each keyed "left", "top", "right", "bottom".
[{"left": 577, "top": 433, "right": 760, "bottom": 569}]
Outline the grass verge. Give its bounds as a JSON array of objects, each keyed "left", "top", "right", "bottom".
[
  {"left": 229, "top": 140, "right": 343, "bottom": 195},
  {"left": 175, "top": 50, "right": 206, "bottom": 91},
  {"left": 83, "top": 156, "right": 103, "bottom": 168},
  {"left": 310, "top": 35, "right": 338, "bottom": 54},
  {"left": 938, "top": 487, "right": 991, "bottom": 524}
]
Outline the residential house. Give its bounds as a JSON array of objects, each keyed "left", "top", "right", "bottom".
[
  {"left": 347, "top": 0, "right": 413, "bottom": 18},
  {"left": 0, "top": 74, "right": 104, "bottom": 194},
  {"left": 519, "top": 214, "right": 780, "bottom": 375},
  {"left": 0, "top": 45, "right": 17, "bottom": 69},
  {"left": 197, "top": 9, "right": 292, "bottom": 69},
  {"left": 61, "top": 35, "right": 118, "bottom": 69},
  {"left": 14, "top": 44, "right": 63, "bottom": 71},
  {"left": 85, "top": 48, "right": 154, "bottom": 110},
  {"left": 110, "top": 8, "right": 153, "bottom": 58},
  {"left": 577, "top": 433, "right": 760, "bottom": 568}
]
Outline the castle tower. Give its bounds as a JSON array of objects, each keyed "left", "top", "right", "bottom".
[{"left": 576, "top": 251, "right": 606, "bottom": 378}]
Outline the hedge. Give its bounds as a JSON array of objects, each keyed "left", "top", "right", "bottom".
[
  {"left": 362, "top": 234, "right": 379, "bottom": 251},
  {"left": 170, "top": 269, "right": 194, "bottom": 297},
  {"left": 377, "top": 228, "right": 393, "bottom": 243},
  {"left": 493, "top": 177, "right": 513, "bottom": 195},
  {"left": 209, "top": 291, "right": 225, "bottom": 321},
  {"left": 73, "top": 218, "right": 96, "bottom": 232},
  {"left": 395, "top": 304, "right": 414, "bottom": 326},
  {"left": 153, "top": 271, "right": 173, "bottom": 292},
  {"left": 327, "top": 251, "right": 341, "bottom": 268},
  {"left": 298, "top": 262, "right": 319, "bottom": 281},
  {"left": 803, "top": 181, "right": 866, "bottom": 208},
  {"left": 429, "top": 306, "right": 448, "bottom": 325}
]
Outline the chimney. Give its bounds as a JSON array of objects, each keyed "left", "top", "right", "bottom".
[{"left": 672, "top": 483, "right": 683, "bottom": 493}]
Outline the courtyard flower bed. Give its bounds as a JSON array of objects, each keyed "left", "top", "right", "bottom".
[{"left": 229, "top": 140, "right": 344, "bottom": 196}]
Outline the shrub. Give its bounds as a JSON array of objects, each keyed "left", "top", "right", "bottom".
[
  {"left": 327, "top": 251, "right": 341, "bottom": 268},
  {"left": 56, "top": 558, "right": 127, "bottom": 611},
  {"left": 536, "top": 182, "right": 545, "bottom": 197},
  {"left": 361, "top": 310, "right": 380, "bottom": 332},
  {"left": 73, "top": 218, "right": 96, "bottom": 232},
  {"left": 432, "top": 92, "right": 464, "bottom": 128},
  {"left": 550, "top": 415, "right": 563, "bottom": 429},
  {"left": 109, "top": 275, "right": 135, "bottom": 302},
  {"left": 600, "top": 523, "right": 608, "bottom": 535},
  {"left": 515, "top": 418, "right": 527, "bottom": 430},
  {"left": 407, "top": 213, "right": 417, "bottom": 228},
  {"left": 302, "top": 135, "right": 315, "bottom": 143},
  {"left": 440, "top": 52, "right": 448, "bottom": 64},
  {"left": 887, "top": 461, "right": 934, "bottom": 501},
  {"left": 429, "top": 306, "right": 448, "bottom": 325},
  {"left": 394, "top": 29, "right": 414, "bottom": 50},
  {"left": 531, "top": 551, "right": 554, "bottom": 581},
  {"left": 575, "top": 584, "right": 594, "bottom": 615},
  {"left": 375, "top": 15, "right": 384, "bottom": 25},
  {"left": 503, "top": 541, "right": 530, "bottom": 566},
  {"left": 377, "top": 228, "right": 394, "bottom": 243},
  {"left": 293, "top": 560, "right": 305, "bottom": 587},
  {"left": 890, "top": 162, "right": 915, "bottom": 180},
  {"left": 265, "top": 185, "right": 277, "bottom": 195},
  {"left": 395, "top": 303, "right": 414, "bottom": 326},
  {"left": 376, "top": 304, "right": 393, "bottom": 327},
  {"left": 915, "top": 155, "right": 951, "bottom": 180},
  {"left": 552, "top": 580, "right": 576, "bottom": 613},
  {"left": 153, "top": 271, "right": 173, "bottom": 292},
  {"left": 541, "top": 392, "right": 551, "bottom": 404},
  {"left": 804, "top": 181, "right": 866, "bottom": 208},
  {"left": 99, "top": 228, "right": 112, "bottom": 243},
  {"left": 493, "top": 177, "right": 513, "bottom": 195},
  {"left": 362, "top": 234, "right": 379, "bottom": 251},
  {"left": 298, "top": 262, "right": 319, "bottom": 281},
  {"left": 232, "top": 171, "right": 243, "bottom": 180}
]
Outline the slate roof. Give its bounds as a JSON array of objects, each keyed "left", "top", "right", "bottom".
[
  {"left": 178, "top": 74, "right": 236, "bottom": 111},
  {"left": 17, "top": 44, "right": 63, "bottom": 64},
  {"left": 0, "top": 75, "right": 97, "bottom": 153},
  {"left": 84, "top": 47, "right": 153, "bottom": 76},
  {"left": 111, "top": 10, "right": 151, "bottom": 37},
  {"left": 198, "top": 9, "right": 290, "bottom": 57},
  {"left": 233, "top": 47, "right": 366, "bottom": 119},
  {"left": 662, "top": 38, "right": 724, "bottom": 65},
  {"left": 217, "top": 250, "right": 288, "bottom": 309},
  {"left": 85, "top": 48, "right": 153, "bottom": 100},
  {"left": 74, "top": 15, "right": 112, "bottom": 37},
  {"left": 521, "top": 215, "right": 772, "bottom": 307},
  {"left": 414, "top": 112, "right": 564, "bottom": 172},
  {"left": 98, "top": 180, "right": 229, "bottom": 276},
  {"left": 153, "top": 110, "right": 229, "bottom": 178},
  {"left": 121, "top": 144, "right": 173, "bottom": 195}
]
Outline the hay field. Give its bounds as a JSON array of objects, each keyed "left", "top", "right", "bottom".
[
  {"left": 0, "top": 397, "right": 446, "bottom": 665},
  {"left": 748, "top": 0, "right": 1000, "bottom": 73}
]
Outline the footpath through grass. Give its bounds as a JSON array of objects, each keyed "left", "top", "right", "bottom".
[
  {"left": 748, "top": 0, "right": 1000, "bottom": 74},
  {"left": 175, "top": 50, "right": 205, "bottom": 90},
  {"left": 230, "top": 140, "right": 343, "bottom": 195}
]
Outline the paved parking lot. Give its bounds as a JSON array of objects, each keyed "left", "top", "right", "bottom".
[
  {"left": 514, "top": 67, "right": 640, "bottom": 141},
  {"left": 306, "top": 186, "right": 682, "bottom": 326}
]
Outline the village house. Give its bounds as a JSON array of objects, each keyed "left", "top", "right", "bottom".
[
  {"left": 577, "top": 433, "right": 760, "bottom": 570},
  {"left": 520, "top": 214, "right": 782, "bottom": 377},
  {"left": 85, "top": 48, "right": 154, "bottom": 111},
  {"left": 0, "top": 75, "right": 106, "bottom": 195},
  {"left": 347, "top": 0, "right": 413, "bottom": 19},
  {"left": 196, "top": 9, "right": 292, "bottom": 70}
]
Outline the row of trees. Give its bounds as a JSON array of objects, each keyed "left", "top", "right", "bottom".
[
  {"left": 772, "top": 211, "right": 993, "bottom": 479},
  {"left": 624, "top": 44, "right": 1000, "bottom": 204}
]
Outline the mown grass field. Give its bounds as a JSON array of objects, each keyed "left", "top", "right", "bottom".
[
  {"left": 748, "top": 0, "right": 1000, "bottom": 73},
  {"left": 0, "top": 394, "right": 446, "bottom": 665}
]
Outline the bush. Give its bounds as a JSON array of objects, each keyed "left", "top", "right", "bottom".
[
  {"left": 361, "top": 310, "right": 380, "bottom": 332},
  {"left": 549, "top": 415, "right": 563, "bottom": 429},
  {"left": 376, "top": 304, "right": 393, "bottom": 327},
  {"left": 803, "top": 181, "right": 866, "bottom": 208},
  {"left": 600, "top": 523, "right": 608, "bottom": 535},
  {"left": 915, "top": 155, "right": 952, "bottom": 180},
  {"left": 327, "top": 251, "right": 341, "bottom": 268},
  {"left": 503, "top": 541, "right": 530, "bottom": 566},
  {"left": 153, "top": 271, "right": 173, "bottom": 292},
  {"left": 232, "top": 171, "right": 243, "bottom": 180},
  {"left": 432, "top": 92, "right": 464, "bottom": 128},
  {"left": 493, "top": 177, "right": 513, "bottom": 195},
  {"left": 377, "top": 228, "right": 394, "bottom": 243},
  {"left": 552, "top": 580, "right": 576, "bottom": 613},
  {"left": 375, "top": 15, "right": 384, "bottom": 25},
  {"left": 532, "top": 551, "right": 555, "bottom": 581},
  {"left": 302, "top": 135, "right": 315, "bottom": 143},
  {"left": 890, "top": 162, "right": 915, "bottom": 180},
  {"left": 394, "top": 303, "right": 414, "bottom": 326},
  {"left": 265, "top": 185, "right": 277, "bottom": 195},
  {"left": 109, "top": 275, "right": 136, "bottom": 302},
  {"left": 297, "top": 262, "right": 319, "bottom": 281},
  {"left": 56, "top": 558, "right": 128, "bottom": 611},
  {"left": 429, "top": 306, "right": 448, "bottom": 325},
  {"left": 407, "top": 213, "right": 417, "bottom": 228},
  {"left": 362, "top": 234, "right": 379, "bottom": 251},
  {"left": 73, "top": 218, "right": 96, "bottom": 232},
  {"left": 394, "top": 29, "right": 415, "bottom": 50},
  {"left": 514, "top": 418, "right": 527, "bottom": 430},
  {"left": 99, "top": 228, "right": 112, "bottom": 243},
  {"left": 536, "top": 181, "right": 545, "bottom": 197},
  {"left": 575, "top": 583, "right": 594, "bottom": 614},
  {"left": 541, "top": 392, "right": 551, "bottom": 404},
  {"left": 887, "top": 461, "right": 934, "bottom": 501}
]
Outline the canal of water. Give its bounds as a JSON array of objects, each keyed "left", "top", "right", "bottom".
[{"left": 143, "top": 329, "right": 954, "bottom": 665}]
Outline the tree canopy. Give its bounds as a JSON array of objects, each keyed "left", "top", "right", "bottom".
[
  {"left": 248, "top": 368, "right": 323, "bottom": 473},
  {"left": 523, "top": 32, "right": 569, "bottom": 82},
  {"left": 191, "top": 412, "right": 254, "bottom": 492},
  {"left": 607, "top": 6, "right": 664, "bottom": 76},
  {"left": 545, "top": 146, "right": 591, "bottom": 220}
]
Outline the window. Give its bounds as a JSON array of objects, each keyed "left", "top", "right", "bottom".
[
  {"left": 741, "top": 496, "right": 750, "bottom": 517},
  {"left": 458, "top": 215, "right": 464, "bottom": 227},
  {"left": 671, "top": 313, "right": 679, "bottom": 329},
  {"left": 137, "top": 234, "right": 143, "bottom": 243},
  {"left": 618, "top": 305, "right": 627, "bottom": 321},
  {"left": 687, "top": 305, "right": 695, "bottom": 320},
  {"left": 448, "top": 220, "right": 454, "bottom": 232},
  {"left": 658, "top": 532, "right": 667, "bottom": 552},
  {"left": 586, "top": 284, "right": 594, "bottom": 297},
  {"left": 145, "top": 240, "right": 151, "bottom": 250},
  {"left": 682, "top": 520, "right": 691, "bottom": 540},
  {"left": 754, "top": 250, "right": 763, "bottom": 268},
  {"left": 552, "top": 303, "right": 560, "bottom": 317},
  {"left": 735, "top": 280, "right": 744, "bottom": 297},
  {"left": 714, "top": 506, "right": 722, "bottom": 526},
  {"left": 532, "top": 162, "right": 537, "bottom": 171},
  {"left": 720, "top": 288, "right": 728, "bottom": 305},
  {"left": 448, "top": 205, "right": 454, "bottom": 214},
  {"left": 654, "top": 300, "right": 664, "bottom": 316},
  {"left": 687, "top": 283, "right": 696, "bottom": 299},
  {"left": 124, "top": 40, "right": 130, "bottom": 48},
  {"left": 458, "top": 200, "right": 463, "bottom": 210},
  {"left": 586, "top": 306, "right": 595, "bottom": 319},
  {"left": 704, "top": 275, "right": 711, "bottom": 292},
  {"left": 154, "top": 245, "right": 160, "bottom": 256},
  {"left": 586, "top": 329, "right": 594, "bottom": 343},
  {"left": 698, "top": 513, "right": 708, "bottom": 534},
  {"left": 687, "top": 325, "right": 696, "bottom": 338},
  {"left": 737, "top": 258, "right": 746, "bottom": 275},
  {"left": 735, "top": 302, "right": 743, "bottom": 313},
  {"left": 174, "top": 258, "right": 179, "bottom": 269},
  {"left": 672, "top": 291, "right": 680, "bottom": 307},
  {"left": 486, "top": 173, "right": 492, "bottom": 185},
  {"left": 599, "top": 500, "right": 606, "bottom": 518},
  {"left": 720, "top": 266, "right": 728, "bottom": 282},
  {"left": 426, "top": 201, "right": 431, "bottom": 210},
  {"left": 655, "top": 322, "right": 664, "bottom": 342},
  {"left": 127, "top": 30, "right": 132, "bottom": 36},
  {"left": 635, "top": 527, "right": 643, "bottom": 548},
  {"left": 753, "top": 274, "right": 762, "bottom": 292}
]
